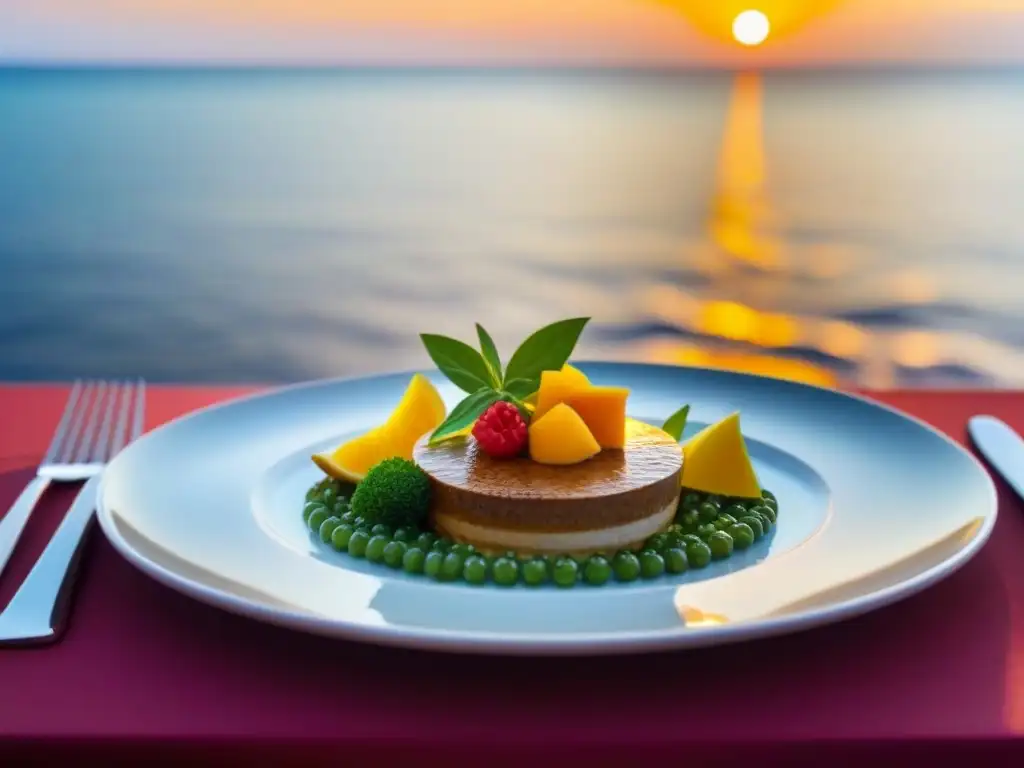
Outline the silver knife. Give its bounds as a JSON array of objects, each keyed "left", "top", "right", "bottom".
[{"left": 968, "top": 415, "right": 1024, "bottom": 500}]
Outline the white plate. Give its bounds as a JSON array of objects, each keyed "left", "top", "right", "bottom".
[{"left": 96, "top": 363, "right": 997, "bottom": 655}]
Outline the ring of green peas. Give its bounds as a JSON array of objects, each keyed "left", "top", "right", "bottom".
[{"left": 303, "top": 482, "right": 779, "bottom": 586}]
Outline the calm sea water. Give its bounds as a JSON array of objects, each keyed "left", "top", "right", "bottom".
[{"left": 1, "top": 68, "right": 1023, "bottom": 388}]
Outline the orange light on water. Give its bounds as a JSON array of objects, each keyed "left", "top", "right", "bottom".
[{"left": 733, "top": 10, "right": 771, "bottom": 45}]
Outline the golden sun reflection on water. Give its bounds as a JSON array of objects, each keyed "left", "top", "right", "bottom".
[
  {"left": 633, "top": 339, "right": 840, "bottom": 388},
  {"left": 635, "top": 69, "right": 979, "bottom": 390}
]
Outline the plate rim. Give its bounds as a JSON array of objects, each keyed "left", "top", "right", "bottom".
[{"left": 95, "top": 362, "right": 999, "bottom": 655}]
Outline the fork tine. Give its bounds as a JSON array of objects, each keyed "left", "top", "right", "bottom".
[
  {"left": 91, "top": 381, "right": 121, "bottom": 463},
  {"left": 109, "top": 380, "right": 135, "bottom": 457},
  {"left": 130, "top": 378, "right": 146, "bottom": 443},
  {"left": 41, "top": 380, "right": 84, "bottom": 465},
  {"left": 72, "top": 380, "right": 108, "bottom": 464},
  {"left": 57, "top": 381, "right": 97, "bottom": 464}
]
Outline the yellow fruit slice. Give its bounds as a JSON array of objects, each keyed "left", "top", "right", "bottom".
[
  {"left": 385, "top": 372, "right": 448, "bottom": 449},
  {"left": 529, "top": 403, "right": 601, "bottom": 465},
  {"left": 532, "top": 365, "right": 590, "bottom": 419},
  {"left": 523, "top": 364, "right": 587, "bottom": 412},
  {"left": 560, "top": 364, "right": 590, "bottom": 387},
  {"left": 559, "top": 386, "right": 629, "bottom": 449},
  {"left": 680, "top": 412, "right": 761, "bottom": 498},
  {"left": 532, "top": 364, "right": 628, "bottom": 450},
  {"left": 311, "top": 373, "right": 447, "bottom": 483}
]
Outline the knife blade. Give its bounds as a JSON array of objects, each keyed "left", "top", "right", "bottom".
[{"left": 968, "top": 415, "right": 1024, "bottom": 501}]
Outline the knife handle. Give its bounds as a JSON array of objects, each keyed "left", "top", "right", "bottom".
[{"left": 0, "top": 475, "right": 100, "bottom": 646}]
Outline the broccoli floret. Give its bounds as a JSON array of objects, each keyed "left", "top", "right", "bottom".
[{"left": 351, "top": 457, "right": 431, "bottom": 529}]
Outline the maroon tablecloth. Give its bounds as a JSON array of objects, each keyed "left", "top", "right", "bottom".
[{"left": 1, "top": 384, "right": 1024, "bottom": 766}]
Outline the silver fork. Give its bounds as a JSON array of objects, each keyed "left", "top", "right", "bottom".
[{"left": 0, "top": 379, "right": 145, "bottom": 645}]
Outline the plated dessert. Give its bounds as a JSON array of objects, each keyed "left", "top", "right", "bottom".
[{"left": 303, "top": 317, "right": 779, "bottom": 587}]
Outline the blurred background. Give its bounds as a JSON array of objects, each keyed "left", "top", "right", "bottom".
[{"left": 1, "top": 1, "right": 1023, "bottom": 388}]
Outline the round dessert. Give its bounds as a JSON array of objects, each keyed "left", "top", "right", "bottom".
[{"left": 413, "top": 418, "right": 683, "bottom": 556}]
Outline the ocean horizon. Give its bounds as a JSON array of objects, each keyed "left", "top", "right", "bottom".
[{"left": 2, "top": 66, "right": 1023, "bottom": 388}]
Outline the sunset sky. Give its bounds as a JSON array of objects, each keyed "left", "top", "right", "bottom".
[{"left": 3, "top": 0, "right": 1024, "bottom": 67}]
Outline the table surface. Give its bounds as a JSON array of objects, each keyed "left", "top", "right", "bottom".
[{"left": 1, "top": 383, "right": 1024, "bottom": 764}]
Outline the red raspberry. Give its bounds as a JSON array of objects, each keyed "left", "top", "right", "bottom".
[{"left": 472, "top": 401, "right": 528, "bottom": 459}]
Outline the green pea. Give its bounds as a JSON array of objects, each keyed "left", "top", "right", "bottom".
[
  {"left": 613, "top": 551, "right": 641, "bottom": 582},
  {"left": 522, "top": 558, "right": 549, "bottom": 586},
  {"left": 686, "top": 540, "right": 712, "bottom": 568},
  {"left": 339, "top": 511, "right": 356, "bottom": 526},
  {"left": 393, "top": 527, "right": 417, "bottom": 544},
  {"left": 696, "top": 523, "right": 717, "bottom": 540},
  {"left": 568, "top": 553, "right": 589, "bottom": 568},
  {"left": 705, "top": 495, "right": 723, "bottom": 508},
  {"left": 370, "top": 524, "right": 393, "bottom": 538},
  {"left": 423, "top": 551, "right": 444, "bottom": 579},
  {"left": 304, "top": 486, "right": 320, "bottom": 502},
  {"left": 755, "top": 504, "right": 777, "bottom": 524},
  {"left": 682, "top": 492, "right": 702, "bottom": 511},
  {"left": 645, "top": 533, "right": 671, "bottom": 552},
  {"left": 307, "top": 508, "right": 330, "bottom": 533},
  {"left": 640, "top": 550, "right": 665, "bottom": 579},
  {"left": 383, "top": 540, "right": 407, "bottom": 568},
  {"left": 681, "top": 533, "right": 703, "bottom": 547},
  {"left": 347, "top": 530, "right": 370, "bottom": 558},
  {"left": 463, "top": 555, "right": 488, "bottom": 585},
  {"left": 351, "top": 516, "right": 367, "bottom": 530},
  {"left": 552, "top": 558, "right": 579, "bottom": 588},
  {"left": 715, "top": 513, "right": 738, "bottom": 530},
  {"left": 302, "top": 502, "right": 323, "bottom": 523},
  {"left": 723, "top": 503, "right": 747, "bottom": 520},
  {"left": 761, "top": 489, "right": 776, "bottom": 502},
  {"left": 365, "top": 535, "right": 389, "bottom": 563},
  {"left": 402, "top": 547, "right": 426, "bottom": 574},
  {"left": 666, "top": 524, "right": 686, "bottom": 542},
  {"left": 330, "top": 524, "right": 353, "bottom": 551},
  {"left": 708, "top": 530, "right": 734, "bottom": 559},
  {"left": 678, "top": 511, "right": 700, "bottom": 531},
  {"left": 740, "top": 515, "right": 764, "bottom": 539},
  {"left": 415, "top": 532, "right": 436, "bottom": 551},
  {"left": 664, "top": 547, "right": 689, "bottom": 574},
  {"left": 318, "top": 516, "right": 342, "bottom": 543},
  {"left": 440, "top": 552, "right": 465, "bottom": 581},
  {"left": 727, "top": 523, "right": 755, "bottom": 550},
  {"left": 431, "top": 539, "right": 451, "bottom": 553},
  {"left": 698, "top": 502, "right": 719, "bottom": 523},
  {"left": 757, "top": 512, "right": 774, "bottom": 533},
  {"left": 333, "top": 500, "right": 349, "bottom": 516},
  {"left": 583, "top": 556, "right": 612, "bottom": 586},
  {"left": 492, "top": 557, "right": 519, "bottom": 586},
  {"left": 451, "top": 543, "right": 476, "bottom": 558},
  {"left": 321, "top": 487, "right": 336, "bottom": 505}
]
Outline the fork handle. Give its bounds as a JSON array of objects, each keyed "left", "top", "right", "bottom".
[
  {"left": 0, "top": 476, "right": 51, "bottom": 580},
  {"left": 0, "top": 475, "right": 100, "bottom": 645}
]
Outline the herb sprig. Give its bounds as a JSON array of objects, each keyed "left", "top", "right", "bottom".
[
  {"left": 421, "top": 317, "right": 590, "bottom": 444},
  {"left": 661, "top": 404, "right": 690, "bottom": 442}
]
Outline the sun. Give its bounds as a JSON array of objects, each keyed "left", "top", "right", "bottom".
[{"left": 732, "top": 10, "right": 771, "bottom": 46}]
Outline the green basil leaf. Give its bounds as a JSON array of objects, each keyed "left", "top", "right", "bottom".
[
  {"left": 420, "top": 333, "right": 494, "bottom": 394},
  {"left": 502, "top": 378, "right": 537, "bottom": 400},
  {"left": 662, "top": 404, "right": 690, "bottom": 442},
  {"left": 475, "top": 323, "right": 502, "bottom": 386},
  {"left": 428, "top": 388, "right": 501, "bottom": 444},
  {"left": 503, "top": 317, "right": 590, "bottom": 388}
]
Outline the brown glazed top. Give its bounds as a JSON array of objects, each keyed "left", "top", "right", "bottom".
[{"left": 413, "top": 419, "right": 683, "bottom": 532}]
